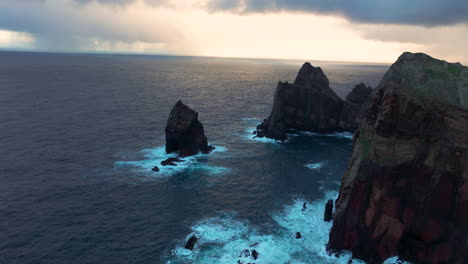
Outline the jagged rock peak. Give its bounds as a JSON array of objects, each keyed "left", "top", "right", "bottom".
[
  {"left": 293, "top": 62, "right": 329, "bottom": 87},
  {"left": 346, "top": 82, "right": 372, "bottom": 103}
]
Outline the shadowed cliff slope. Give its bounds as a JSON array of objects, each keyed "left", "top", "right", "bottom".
[{"left": 328, "top": 52, "right": 468, "bottom": 263}]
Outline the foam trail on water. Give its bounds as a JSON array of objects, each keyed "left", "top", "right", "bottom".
[
  {"left": 305, "top": 161, "right": 326, "bottom": 170},
  {"left": 114, "top": 145, "right": 229, "bottom": 177},
  {"left": 296, "top": 131, "right": 354, "bottom": 139},
  {"left": 241, "top": 117, "right": 354, "bottom": 143},
  {"left": 164, "top": 191, "right": 366, "bottom": 264},
  {"left": 383, "top": 256, "right": 413, "bottom": 264}
]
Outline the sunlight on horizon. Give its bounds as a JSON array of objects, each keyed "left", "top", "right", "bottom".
[{"left": 0, "top": 0, "right": 466, "bottom": 64}]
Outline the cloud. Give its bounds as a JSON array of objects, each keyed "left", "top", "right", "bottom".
[
  {"left": 0, "top": 0, "right": 466, "bottom": 64},
  {"left": 73, "top": 0, "right": 169, "bottom": 6},
  {"left": 207, "top": 0, "right": 468, "bottom": 26},
  {"left": 355, "top": 23, "right": 468, "bottom": 63},
  {"left": 0, "top": 0, "right": 184, "bottom": 52}
]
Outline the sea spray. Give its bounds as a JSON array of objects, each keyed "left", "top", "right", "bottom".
[
  {"left": 114, "top": 145, "right": 229, "bottom": 177},
  {"left": 164, "top": 191, "right": 364, "bottom": 264}
]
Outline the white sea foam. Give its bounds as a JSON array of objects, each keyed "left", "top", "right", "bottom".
[
  {"left": 305, "top": 161, "right": 326, "bottom": 170},
  {"left": 383, "top": 256, "right": 413, "bottom": 264},
  {"left": 165, "top": 191, "right": 367, "bottom": 264},
  {"left": 114, "top": 145, "right": 229, "bottom": 177},
  {"left": 297, "top": 131, "right": 354, "bottom": 139},
  {"left": 241, "top": 117, "right": 354, "bottom": 143},
  {"left": 243, "top": 126, "right": 284, "bottom": 143},
  {"left": 240, "top": 117, "right": 285, "bottom": 144}
]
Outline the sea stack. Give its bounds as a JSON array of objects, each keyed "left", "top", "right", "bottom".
[
  {"left": 165, "top": 100, "right": 213, "bottom": 157},
  {"left": 256, "top": 62, "right": 372, "bottom": 140},
  {"left": 338, "top": 82, "right": 372, "bottom": 132},
  {"left": 327, "top": 52, "right": 468, "bottom": 263}
]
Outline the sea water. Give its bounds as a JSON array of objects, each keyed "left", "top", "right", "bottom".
[{"left": 0, "top": 51, "right": 394, "bottom": 263}]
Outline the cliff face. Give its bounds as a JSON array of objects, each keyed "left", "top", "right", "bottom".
[
  {"left": 327, "top": 52, "right": 468, "bottom": 263},
  {"left": 165, "top": 100, "right": 212, "bottom": 157},
  {"left": 256, "top": 63, "right": 372, "bottom": 140}
]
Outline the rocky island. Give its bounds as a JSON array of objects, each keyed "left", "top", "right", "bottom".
[
  {"left": 256, "top": 62, "right": 372, "bottom": 140},
  {"left": 327, "top": 52, "right": 468, "bottom": 263},
  {"left": 152, "top": 100, "right": 214, "bottom": 171},
  {"left": 165, "top": 100, "right": 214, "bottom": 157}
]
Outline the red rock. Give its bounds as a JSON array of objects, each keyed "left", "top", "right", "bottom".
[
  {"left": 456, "top": 182, "right": 468, "bottom": 222},
  {"left": 420, "top": 218, "right": 445, "bottom": 243},
  {"left": 327, "top": 52, "right": 468, "bottom": 264}
]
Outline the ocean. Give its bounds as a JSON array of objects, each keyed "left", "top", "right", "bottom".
[{"left": 0, "top": 51, "right": 388, "bottom": 264}]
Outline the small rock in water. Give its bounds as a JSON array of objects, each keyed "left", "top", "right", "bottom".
[
  {"left": 295, "top": 232, "right": 302, "bottom": 239},
  {"left": 161, "top": 157, "right": 184, "bottom": 166},
  {"left": 184, "top": 235, "right": 198, "bottom": 250},
  {"left": 302, "top": 202, "right": 307, "bottom": 211},
  {"left": 252, "top": 130, "right": 257, "bottom": 135},
  {"left": 252, "top": 249, "right": 259, "bottom": 260},
  {"left": 249, "top": 242, "right": 259, "bottom": 247},
  {"left": 151, "top": 166, "right": 160, "bottom": 172},
  {"left": 324, "top": 199, "right": 333, "bottom": 222}
]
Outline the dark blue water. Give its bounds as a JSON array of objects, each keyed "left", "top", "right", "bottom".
[{"left": 0, "top": 51, "right": 388, "bottom": 264}]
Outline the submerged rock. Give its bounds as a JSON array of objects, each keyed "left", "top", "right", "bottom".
[
  {"left": 256, "top": 63, "right": 371, "bottom": 140},
  {"left": 184, "top": 235, "right": 198, "bottom": 250},
  {"left": 160, "top": 157, "right": 184, "bottom": 166},
  {"left": 295, "top": 232, "right": 302, "bottom": 239},
  {"left": 327, "top": 52, "right": 468, "bottom": 264},
  {"left": 151, "top": 166, "right": 160, "bottom": 172},
  {"left": 165, "top": 100, "right": 214, "bottom": 157},
  {"left": 239, "top": 249, "right": 250, "bottom": 258},
  {"left": 251, "top": 249, "right": 259, "bottom": 260},
  {"left": 324, "top": 199, "right": 333, "bottom": 222}
]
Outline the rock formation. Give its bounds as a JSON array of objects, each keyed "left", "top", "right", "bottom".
[
  {"left": 339, "top": 83, "right": 373, "bottom": 132},
  {"left": 184, "top": 235, "right": 198, "bottom": 250},
  {"left": 324, "top": 199, "right": 334, "bottom": 222},
  {"left": 327, "top": 52, "right": 468, "bottom": 264},
  {"left": 296, "top": 232, "right": 302, "bottom": 239},
  {"left": 160, "top": 157, "right": 184, "bottom": 166},
  {"left": 165, "top": 100, "right": 214, "bottom": 157},
  {"left": 256, "top": 63, "right": 372, "bottom": 140}
]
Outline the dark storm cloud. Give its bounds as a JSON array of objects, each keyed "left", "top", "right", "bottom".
[{"left": 208, "top": 0, "right": 468, "bottom": 26}]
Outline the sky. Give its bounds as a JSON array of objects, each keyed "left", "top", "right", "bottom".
[{"left": 0, "top": 0, "right": 467, "bottom": 63}]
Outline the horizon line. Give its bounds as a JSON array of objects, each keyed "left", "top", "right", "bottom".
[{"left": 0, "top": 48, "right": 393, "bottom": 65}]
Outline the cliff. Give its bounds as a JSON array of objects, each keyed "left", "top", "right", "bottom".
[
  {"left": 256, "top": 63, "right": 372, "bottom": 140},
  {"left": 327, "top": 52, "right": 468, "bottom": 263}
]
